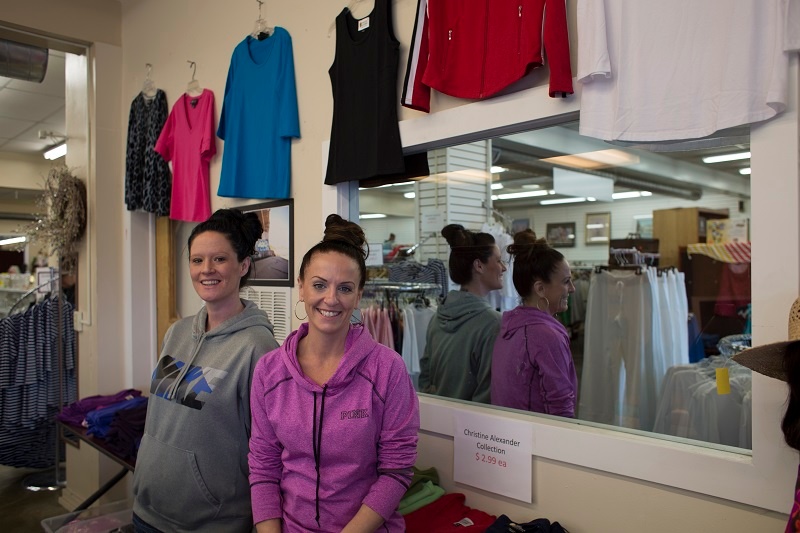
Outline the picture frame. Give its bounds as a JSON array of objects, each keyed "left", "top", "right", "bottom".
[
  {"left": 546, "top": 222, "right": 576, "bottom": 248},
  {"left": 585, "top": 212, "right": 611, "bottom": 245},
  {"left": 238, "top": 199, "right": 294, "bottom": 287}
]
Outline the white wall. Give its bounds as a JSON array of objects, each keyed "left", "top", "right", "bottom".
[{"left": 504, "top": 191, "right": 746, "bottom": 264}]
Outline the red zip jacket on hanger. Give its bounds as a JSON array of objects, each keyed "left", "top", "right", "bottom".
[{"left": 401, "top": 0, "right": 574, "bottom": 113}]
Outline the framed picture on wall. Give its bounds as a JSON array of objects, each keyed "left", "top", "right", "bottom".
[
  {"left": 585, "top": 212, "right": 611, "bottom": 245},
  {"left": 546, "top": 222, "right": 576, "bottom": 248},
  {"left": 238, "top": 199, "right": 294, "bottom": 287}
]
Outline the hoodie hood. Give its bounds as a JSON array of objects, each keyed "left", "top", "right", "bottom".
[
  {"left": 436, "top": 290, "right": 496, "bottom": 333},
  {"left": 499, "top": 305, "right": 562, "bottom": 340},
  {"left": 279, "top": 322, "right": 374, "bottom": 393},
  {"left": 166, "top": 299, "right": 274, "bottom": 399}
]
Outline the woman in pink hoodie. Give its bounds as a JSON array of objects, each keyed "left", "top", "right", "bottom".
[
  {"left": 249, "top": 214, "right": 420, "bottom": 532},
  {"left": 491, "top": 229, "right": 578, "bottom": 417}
]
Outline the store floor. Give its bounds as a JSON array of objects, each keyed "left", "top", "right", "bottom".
[{"left": 0, "top": 465, "right": 68, "bottom": 532}]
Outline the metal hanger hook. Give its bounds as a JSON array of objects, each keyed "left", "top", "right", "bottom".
[
  {"left": 256, "top": 0, "right": 264, "bottom": 18},
  {"left": 145, "top": 63, "right": 152, "bottom": 78},
  {"left": 187, "top": 60, "right": 197, "bottom": 81}
]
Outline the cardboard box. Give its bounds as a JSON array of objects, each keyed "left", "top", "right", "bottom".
[{"left": 707, "top": 218, "right": 749, "bottom": 244}]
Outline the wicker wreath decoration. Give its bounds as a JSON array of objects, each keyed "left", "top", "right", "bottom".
[{"left": 23, "top": 166, "right": 87, "bottom": 273}]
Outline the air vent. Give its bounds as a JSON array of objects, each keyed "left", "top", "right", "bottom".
[
  {"left": 0, "top": 38, "right": 48, "bottom": 83},
  {"left": 240, "top": 286, "right": 291, "bottom": 344}
]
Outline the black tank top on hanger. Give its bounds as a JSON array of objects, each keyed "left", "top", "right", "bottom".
[{"left": 325, "top": 0, "right": 406, "bottom": 185}]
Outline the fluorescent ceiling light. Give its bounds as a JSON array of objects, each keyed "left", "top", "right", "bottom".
[
  {"left": 740, "top": 168, "right": 751, "bottom": 175},
  {"left": 44, "top": 143, "right": 67, "bottom": 160},
  {"left": 702, "top": 151, "right": 750, "bottom": 164},
  {"left": 611, "top": 191, "right": 643, "bottom": 199},
  {"left": 641, "top": 191, "right": 653, "bottom": 196},
  {"left": 490, "top": 166, "right": 507, "bottom": 173},
  {"left": 359, "top": 213, "right": 387, "bottom": 219},
  {"left": 586, "top": 224, "right": 605, "bottom": 229},
  {"left": 0, "top": 236, "right": 26, "bottom": 246},
  {"left": 633, "top": 214, "right": 653, "bottom": 219},
  {"left": 403, "top": 192, "right": 416, "bottom": 199},
  {"left": 540, "top": 197, "right": 587, "bottom": 205},
  {"left": 587, "top": 197, "right": 597, "bottom": 202},
  {"left": 494, "top": 190, "right": 550, "bottom": 200},
  {"left": 490, "top": 183, "right": 503, "bottom": 190},
  {"left": 522, "top": 184, "right": 541, "bottom": 190}
]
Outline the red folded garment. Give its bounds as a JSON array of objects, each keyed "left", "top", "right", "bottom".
[{"left": 404, "top": 492, "right": 496, "bottom": 532}]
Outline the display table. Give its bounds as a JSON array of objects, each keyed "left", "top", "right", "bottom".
[{"left": 58, "top": 421, "right": 135, "bottom": 512}]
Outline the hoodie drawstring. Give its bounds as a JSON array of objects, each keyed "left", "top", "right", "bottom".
[{"left": 312, "top": 385, "right": 328, "bottom": 527}]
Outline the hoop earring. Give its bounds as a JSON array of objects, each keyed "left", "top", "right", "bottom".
[
  {"left": 294, "top": 300, "right": 307, "bottom": 321},
  {"left": 536, "top": 296, "right": 550, "bottom": 313}
]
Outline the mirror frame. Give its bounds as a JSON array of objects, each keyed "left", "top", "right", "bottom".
[{"left": 329, "top": 76, "right": 799, "bottom": 512}]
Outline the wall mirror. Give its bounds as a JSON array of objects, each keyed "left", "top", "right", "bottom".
[{"left": 358, "top": 116, "right": 753, "bottom": 452}]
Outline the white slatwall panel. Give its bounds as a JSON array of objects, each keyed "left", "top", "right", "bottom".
[{"left": 239, "top": 286, "right": 291, "bottom": 344}]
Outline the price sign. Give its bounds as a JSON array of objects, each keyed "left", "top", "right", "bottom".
[{"left": 454, "top": 411, "right": 532, "bottom": 502}]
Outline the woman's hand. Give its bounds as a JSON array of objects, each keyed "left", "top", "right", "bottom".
[
  {"left": 255, "top": 518, "right": 282, "bottom": 533},
  {"left": 340, "top": 504, "right": 384, "bottom": 533}
]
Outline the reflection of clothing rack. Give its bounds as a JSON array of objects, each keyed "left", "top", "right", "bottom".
[
  {"left": 361, "top": 281, "right": 439, "bottom": 386},
  {"left": 363, "top": 280, "right": 441, "bottom": 293},
  {"left": 482, "top": 201, "right": 512, "bottom": 231}
]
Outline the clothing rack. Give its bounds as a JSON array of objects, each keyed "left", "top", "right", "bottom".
[
  {"left": 8, "top": 272, "right": 63, "bottom": 316},
  {"left": 594, "top": 264, "right": 644, "bottom": 275}
]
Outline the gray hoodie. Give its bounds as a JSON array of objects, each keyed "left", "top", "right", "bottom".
[
  {"left": 419, "top": 290, "right": 501, "bottom": 403},
  {"left": 133, "top": 299, "right": 278, "bottom": 533}
]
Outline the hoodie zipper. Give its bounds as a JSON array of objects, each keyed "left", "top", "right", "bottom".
[{"left": 312, "top": 384, "right": 329, "bottom": 527}]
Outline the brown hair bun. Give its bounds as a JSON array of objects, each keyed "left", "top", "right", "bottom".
[{"left": 323, "top": 214, "right": 368, "bottom": 260}]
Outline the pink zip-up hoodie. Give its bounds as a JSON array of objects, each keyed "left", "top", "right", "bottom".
[{"left": 249, "top": 323, "right": 420, "bottom": 532}]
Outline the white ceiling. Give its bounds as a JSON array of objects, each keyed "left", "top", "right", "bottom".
[{"left": 0, "top": 50, "right": 65, "bottom": 156}]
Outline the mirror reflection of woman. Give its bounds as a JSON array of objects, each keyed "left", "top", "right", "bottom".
[
  {"left": 419, "top": 224, "right": 506, "bottom": 404},
  {"left": 491, "top": 229, "right": 578, "bottom": 417}
]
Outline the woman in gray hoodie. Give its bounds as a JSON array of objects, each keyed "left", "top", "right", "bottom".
[
  {"left": 419, "top": 224, "right": 506, "bottom": 404},
  {"left": 132, "top": 209, "right": 279, "bottom": 533}
]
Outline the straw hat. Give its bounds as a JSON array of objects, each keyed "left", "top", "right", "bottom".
[{"left": 731, "top": 297, "right": 800, "bottom": 382}]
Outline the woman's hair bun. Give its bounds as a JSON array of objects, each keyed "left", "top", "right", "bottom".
[
  {"left": 507, "top": 229, "right": 548, "bottom": 256},
  {"left": 441, "top": 224, "right": 471, "bottom": 248},
  {"left": 240, "top": 211, "right": 263, "bottom": 249},
  {"left": 323, "top": 214, "right": 368, "bottom": 260},
  {"left": 206, "top": 209, "right": 263, "bottom": 255}
]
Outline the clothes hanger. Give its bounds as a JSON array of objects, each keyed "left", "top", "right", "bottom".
[
  {"left": 251, "top": 0, "right": 273, "bottom": 40},
  {"left": 186, "top": 60, "right": 203, "bottom": 97},
  {"left": 142, "top": 63, "right": 157, "bottom": 99},
  {"left": 327, "top": 0, "right": 373, "bottom": 38}
]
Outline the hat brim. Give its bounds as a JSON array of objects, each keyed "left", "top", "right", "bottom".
[{"left": 732, "top": 341, "right": 799, "bottom": 382}]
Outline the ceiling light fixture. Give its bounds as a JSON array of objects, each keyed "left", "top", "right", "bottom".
[
  {"left": 702, "top": 151, "right": 751, "bottom": 164},
  {"left": 490, "top": 166, "right": 508, "bottom": 173},
  {"left": 43, "top": 142, "right": 67, "bottom": 160},
  {"left": 490, "top": 183, "right": 503, "bottom": 190},
  {"left": 740, "top": 168, "right": 751, "bottom": 175},
  {"left": 358, "top": 213, "right": 387, "bottom": 219},
  {"left": 493, "top": 190, "right": 550, "bottom": 200},
  {"left": 403, "top": 192, "right": 416, "bottom": 199},
  {"left": 0, "top": 236, "right": 26, "bottom": 246},
  {"left": 540, "top": 197, "right": 588, "bottom": 205}
]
